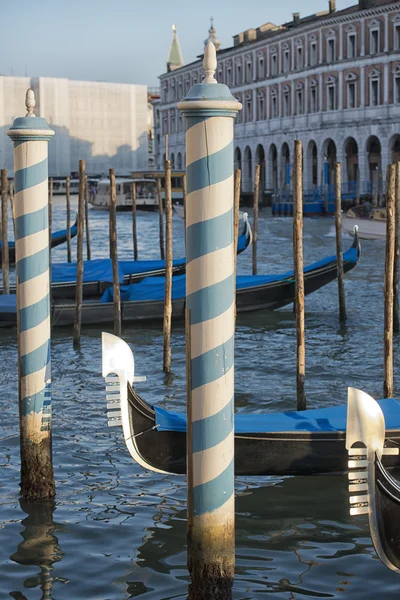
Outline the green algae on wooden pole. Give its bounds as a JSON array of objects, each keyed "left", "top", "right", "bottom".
[
  {"left": 7, "top": 89, "right": 55, "bottom": 499},
  {"left": 1, "top": 169, "right": 9, "bottom": 294},
  {"left": 178, "top": 41, "right": 242, "bottom": 600},
  {"left": 384, "top": 164, "right": 396, "bottom": 399},
  {"left": 293, "top": 140, "right": 306, "bottom": 411},
  {"left": 335, "top": 163, "right": 347, "bottom": 323}
]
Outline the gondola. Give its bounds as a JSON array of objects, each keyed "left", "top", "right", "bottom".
[
  {"left": 20, "top": 213, "right": 252, "bottom": 301},
  {"left": 0, "top": 217, "right": 78, "bottom": 265},
  {"left": 346, "top": 388, "right": 400, "bottom": 572},
  {"left": 0, "top": 227, "right": 360, "bottom": 328},
  {"left": 102, "top": 333, "right": 400, "bottom": 477}
]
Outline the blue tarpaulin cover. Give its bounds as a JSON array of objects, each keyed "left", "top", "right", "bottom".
[
  {"left": 0, "top": 222, "right": 77, "bottom": 250},
  {"left": 0, "top": 294, "right": 16, "bottom": 312},
  {"left": 154, "top": 398, "right": 400, "bottom": 434},
  {"left": 100, "top": 246, "right": 358, "bottom": 304}
]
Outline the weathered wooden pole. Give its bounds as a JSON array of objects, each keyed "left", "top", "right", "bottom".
[
  {"left": 294, "top": 140, "right": 306, "bottom": 411},
  {"left": 7, "top": 89, "right": 55, "bottom": 498},
  {"left": 131, "top": 181, "right": 138, "bottom": 260},
  {"left": 66, "top": 176, "right": 72, "bottom": 262},
  {"left": 335, "top": 163, "right": 347, "bottom": 322},
  {"left": 73, "top": 160, "right": 85, "bottom": 346},
  {"left": 356, "top": 165, "right": 360, "bottom": 205},
  {"left": 163, "top": 159, "right": 172, "bottom": 372},
  {"left": 252, "top": 164, "right": 260, "bottom": 275},
  {"left": 1, "top": 169, "right": 9, "bottom": 294},
  {"left": 178, "top": 42, "right": 241, "bottom": 600},
  {"left": 384, "top": 164, "right": 396, "bottom": 399},
  {"left": 84, "top": 174, "right": 91, "bottom": 260},
  {"left": 394, "top": 162, "right": 400, "bottom": 334},
  {"left": 109, "top": 169, "right": 121, "bottom": 337},
  {"left": 157, "top": 178, "right": 165, "bottom": 260}
]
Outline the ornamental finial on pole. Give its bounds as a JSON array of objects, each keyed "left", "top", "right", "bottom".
[
  {"left": 25, "top": 89, "right": 35, "bottom": 117},
  {"left": 203, "top": 41, "right": 217, "bottom": 84}
]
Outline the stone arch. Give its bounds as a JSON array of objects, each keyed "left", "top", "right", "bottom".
[
  {"left": 281, "top": 142, "right": 290, "bottom": 189},
  {"left": 255, "top": 144, "right": 266, "bottom": 192},
  {"left": 366, "top": 135, "right": 382, "bottom": 202},
  {"left": 307, "top": 140, "right": 318, "bottom": 188},
  {"left": 268, "top": 144, "right": 278, "bottom": 191},
  {"left": 390, "top": 134, "right": 400, "bottom": 164},
  {"left": 322, "top": 138, "right": 337, "bottom": 185},
  {"left": 243, "top": 146, "right": 252, "bottom": 193},
  {"left": 344, "top": 137, "right": 358, "bottom": 183}
]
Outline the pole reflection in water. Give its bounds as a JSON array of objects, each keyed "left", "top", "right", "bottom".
[{"left": 9, "top": 499, "right": 65, "bottom": 600}]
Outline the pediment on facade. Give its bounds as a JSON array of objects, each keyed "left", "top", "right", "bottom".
[
  {"left": 345, "top": 72, "right": 358, "bottom": 81},
  {"left": 367, "top": 19, "right": 381, "bottom": 29},
  {"left": 368, "top": 68, "right": 381, "bottom": 78},
  {"left": 310, "top": 78, "right": 318, "bottom": 87},
  {"left": 326, "top": 75, "right": 337, "bottom": 84}
]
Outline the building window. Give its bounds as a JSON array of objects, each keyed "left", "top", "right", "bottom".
[
  {"left": 246, "top": 59, "right": 252, "bottom": 83},
  {"left": 283, "top": 49, "right": 290, "bottom": 72},
  {"left": 185, "top": 79, "right": 190, "bottom": 93},
  {"left": 394, "top": 23, "right": 400, "bottom": 50},
  {"left": 217, "top": 68, "right": 223, "bottom": 84},
  {"left": 235, "top": 97, "right": 242, "bottom": 123},
  {"left": 296, "top": 88, "right": 304, "bottom": 114},
  {"left": 271, "top": 53, "right": 278, "bottom": 75},
  {"left": 311, "top": 41, "right": 318, "bottom": 65},
  {"left": 226, "top": 67, "right": 232, "bottom": 87},
  {"left": 395, "top": 76, "right": 400, "bottom": 103},
  {"left": 297, "top": 46, "right": 303, "bottom": 70},
  {"left": 283, "top": 88, "right": 290, "bottom": 117},
  {"left": 257, "top": 92, "right": 265, "bottom": 120},
  {"left": 271, "top": 92, "right": 278, "bottom": 118},
  {"left": 258, "top": 55, "right": 264, "bottom": 79},
  {"left": 348, "top": 81, "right": 356, "bottom": 108},
  {"left": 236, "top": 61, "right": 242, "bottom": 85},
  {"left": 246, "top": 94, "right": 252, "bottom": 121},
  {"left": 347, "top": 32, "right": 357, "bottom": 58},
  {"left": 170, "top": 81, "right": 175, "bottom": 101},
  {"left": 327, "top": 38, "right": 336, "bottom": 62},
  {"left": 370, "top": 77, "right": 380, "bottom": 106},
  {"left": 327, "top": 83, "right": 336, "bottom": 110},
  {"left": 370, "top": 28, "right": 380, "bottom": 54},
  {"left": 311, "top": 87, "right": 318, "bottom": 112}
]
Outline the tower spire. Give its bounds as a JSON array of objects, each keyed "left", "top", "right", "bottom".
[
  {"left": 167, "top": 24, "right": 184, "bottom": 72},
  {"left": 204, "top": 17, "right": 221, "bottom": 51}
]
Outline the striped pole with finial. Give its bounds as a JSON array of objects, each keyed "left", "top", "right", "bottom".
[
  {"left": 7, "top": 89, "right": 55, "bottom": 499},
  {"left": 178, "top": 41, "right": 241, "bottom": 599}
]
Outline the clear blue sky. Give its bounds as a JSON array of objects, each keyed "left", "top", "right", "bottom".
[{"left": 0, "top": 0, "right": 355, "bottom": 87}]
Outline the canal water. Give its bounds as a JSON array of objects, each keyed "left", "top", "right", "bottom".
[{"left": 1, "top": 197, "right": 400, "bottom": 599}]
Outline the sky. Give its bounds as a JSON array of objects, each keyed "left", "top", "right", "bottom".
[{"left": 0, "top": 0, "right": 355, "bottom": 87}]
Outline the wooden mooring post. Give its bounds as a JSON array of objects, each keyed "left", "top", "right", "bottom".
[
  {"left": 109, "top": 168, "right": 121, "bottom": 337},
  {"left": 384, "top": 164, "right": 396, "bottom": 399},
  {"left": 335, "top": 163, "right": 347, "bottom": 323},
  {"left": 252, "top": 164, "right": 260, "bottom": 275},
  {"left": 131, "top": 181, "right": 138, "bottom": 260},
  {"left": 7, "top": 89, "right": 55, "bottom": 498},
  {"left": 178, "top": 41, "right": 241, "bottom": 600},
  {"left": 73, "top": 160, "right": 85, "bottom": 346},
  {"left": 294, "top": 140, "right": 306, "bottom": 411},
  {"left": 84, "top": 174, "right": 91, "bottom": 260},
  {"left": 394, "top": 162, "right": 400, "bottom": 334},
  {"left": 1, "top": 169, "right": 9, "bottom": 294},
  {"left": 157, "top": 178, "right": 165, "bottom": 260},
  {"left": 163, "top": 159, "right": 172, "bottom": 373},
  {"left": 66, "top": 175, "right": 72, "bottom": 262}
]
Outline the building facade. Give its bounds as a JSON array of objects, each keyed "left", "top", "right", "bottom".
[
  {"left": 0, "top": 76, "right": 150, "bottom": 177},
  {"left": 155, "top": 0, "right": 400, "bottom": 197}
]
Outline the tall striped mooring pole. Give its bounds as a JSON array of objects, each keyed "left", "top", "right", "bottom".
[
  {"left": 7, "top": 89, "right": 55, "bottom": 499},
  {"left": 178, "top": 42, "right": 241, "bottom": 600}
]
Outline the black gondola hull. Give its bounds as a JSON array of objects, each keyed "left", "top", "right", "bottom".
[{"left": 128, "top": 385, "right": 400, "bottom": 477}]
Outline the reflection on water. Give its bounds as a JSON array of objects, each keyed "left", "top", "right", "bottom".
[
  {"left": 2, "top": 204, "right": 400, "bottom": 598},
  {"left": 9, "top": 500, "right": 65, "bottom": 599}
]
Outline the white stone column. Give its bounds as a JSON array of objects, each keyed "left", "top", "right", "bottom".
[
  {"left": 361, "top": 19, "right": 365, "bottom": 57},
  {"left": 384, "top": 13, "right": 389, "bottom": 52},
  {"left": 339, "top": 71, "right": 344, "bottom": 110},
  {"left": 292, "top": 39, "right": 295, "bottom": 70},
  {"left": 319, "top": 33, "right": 323, "bottom": 64},
  {"left": 266, "top": 47, "right": 270, "bottom": 77},
  {"left": 339, "top": 24, "right": 343, "bottom": 60},
  {"left": 266, "top": 86, "right": 270, "bottom": 121},
  {"left": 305, "top": 34, "right": 308, "bottom": 68},
  {"left": 319, "top": 73, "right": 324, "bottom": 111},
  {"left": 305, "top": 77, "right": 309, "bottom": 115},
  {"left": 253, "top": 51, "right": 257, "bottom": 81},
  {"left": 360, "top": 66, "right": 365, "bottom": 107},
  {"left": 384, "top": 63, "right": 389, "bottom": 104}
]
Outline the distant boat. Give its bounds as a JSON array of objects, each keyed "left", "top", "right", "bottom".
[
  {"left": 90, "top": 178, "right": 158, "bottom": 211},
  {"left": 342, "top": 205, "right": 386, "bottom": 240}
]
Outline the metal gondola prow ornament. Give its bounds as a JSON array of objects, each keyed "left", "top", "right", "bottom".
[{"left": 346, "top": 387, "right": 400, "bottom": 573}]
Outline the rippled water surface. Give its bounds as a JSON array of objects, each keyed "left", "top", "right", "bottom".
[{"left": 1, "top": 197, "right": 400, "bottom": 599}]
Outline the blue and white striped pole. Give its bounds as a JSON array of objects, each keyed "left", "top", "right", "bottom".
[
  {"left": 178, "top": 42, "right": 241, "bottom": 599},
  {"left": 7, "top": 89, "right": 55, "bottom": 499}
]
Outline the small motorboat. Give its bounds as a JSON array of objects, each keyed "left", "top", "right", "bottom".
[
  {"left": 346, "top": 388, "right": 400, "bottom": 572},
  {"left": 342, "top": 205, "right": 386, "bottom": 240},
  {"left": 102, "top": 333, "right": 400, "bottom": 477}
]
